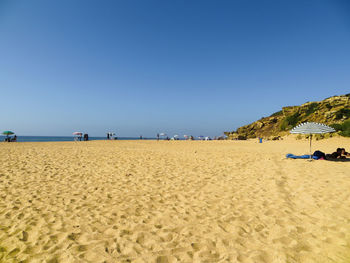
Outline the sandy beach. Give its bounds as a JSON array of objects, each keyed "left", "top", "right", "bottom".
[{"left": 0, "top": 138, "right": 350, "bottom": 263}]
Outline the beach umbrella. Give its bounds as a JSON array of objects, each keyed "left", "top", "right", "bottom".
[
  {"left": 290, "top": 122, "right": 335, "bottom": 158},
  {"left": 174, "top": 134, "right": 179, "bottom": 138},
  {"left": 159, "top": 133, "right": 166, "bottom": 136},
  {"left": 73, "top": 132, "right": 83, "bottom": 136},
  {"left": 2, "top": 131, "right": 14, "bottom": 139},
  {"left": 2, "top": 131, "right": 14, "bottom": 136}
]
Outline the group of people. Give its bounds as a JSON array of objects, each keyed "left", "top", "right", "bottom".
[
  {"left": 4, "top": 135, "right": 17, "bottom": 142},
  {"left": 75, "top": 134, "right": 89, "bottom": 141},
  {"left": 314, "top": 148, "right": 350, "bottom": 160},
  {"left": 328, "top": 148, "right": 350, "bottom": 159}
]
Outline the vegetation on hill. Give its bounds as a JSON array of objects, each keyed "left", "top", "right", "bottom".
[{"left": 225, "top": 95, "right": 350, "bottom": 139}]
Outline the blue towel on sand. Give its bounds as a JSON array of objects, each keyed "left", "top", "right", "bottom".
[{"left": 286, "top": 154, "right": 319, "bottom": 160}]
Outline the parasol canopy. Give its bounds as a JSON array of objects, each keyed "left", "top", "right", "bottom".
[
  {"left": 2, "top": 131, "right": 14, "bottom": 136},
  {"left": 290, "top": 122, "right": 336, "bottom": 159},
  {"left": 290, "top": 122, "right": 335, "bottom": 134}
]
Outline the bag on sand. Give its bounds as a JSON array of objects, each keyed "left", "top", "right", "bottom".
[{"left": 313, "top": 150, "right": 326, "bottom": 160}]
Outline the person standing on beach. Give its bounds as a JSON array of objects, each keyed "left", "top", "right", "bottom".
[
  {"left": 107, "top": 133, "right": 110, "bottom": 140},
  {"left": 157, "top": 133, "right": 159, "bottom": 141}
]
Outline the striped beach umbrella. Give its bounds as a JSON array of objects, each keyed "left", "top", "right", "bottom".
[{"left": 290, "top": 122, "right": 335, "bottom": 158}]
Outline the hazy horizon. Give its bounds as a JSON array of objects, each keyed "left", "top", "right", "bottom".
[{"left": 1, "top": 0, "right": 350, "bottom": 137}]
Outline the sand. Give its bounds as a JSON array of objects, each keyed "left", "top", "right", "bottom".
[{"left": 0, "top": 138, "right": 350, "bottom": 263}]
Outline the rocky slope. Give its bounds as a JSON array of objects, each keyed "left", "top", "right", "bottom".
[{"left": 225, "top": 94, "right": 350, "bottom": 139}]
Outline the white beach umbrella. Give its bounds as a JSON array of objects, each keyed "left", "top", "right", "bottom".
[
  {"left": 159, "top": 133, "right": 166, "bottom": 137},
  {"left": 290, "top": 122, "right": 335, "bottom": 158}
]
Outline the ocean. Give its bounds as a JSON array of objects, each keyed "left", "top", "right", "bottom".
[{"left": 0, "top": 136, "right": 153, "bottom": 142}]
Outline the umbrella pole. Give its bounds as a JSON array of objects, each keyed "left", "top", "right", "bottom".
[{"left": 309, "top": 134, "right": 312, "bottom": 160}]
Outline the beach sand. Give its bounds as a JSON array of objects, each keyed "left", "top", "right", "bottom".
[{"left": 0, "top": 138, "right": 350, "bottom": 263}]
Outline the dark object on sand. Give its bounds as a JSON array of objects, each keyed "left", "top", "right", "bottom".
[{"left": 313, "top": 150, "right": 326, "bottom": 159}]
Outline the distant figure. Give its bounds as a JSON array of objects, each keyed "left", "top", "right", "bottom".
[
  {"left": 84, "top": 134, "right": 89, "bottom": 141},
  {"left": 140, "top": 135, "right": 143, "bottom": 140},
  {"left": 7, "top": 135, "right": 17, "bottom": 142},
  {"left": 157, "top": 133, "right": 159, "bottom": 141},
  {"left": 107, "top": 133, "right": 110, "bottom": 140}
]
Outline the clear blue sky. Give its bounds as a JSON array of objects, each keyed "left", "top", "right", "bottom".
[{"left": 0, "top": 0, "right": 349, "bottom": 137}]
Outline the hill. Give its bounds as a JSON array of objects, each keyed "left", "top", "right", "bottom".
[{"left": 225, "top": 94, "right": 350, "bottom": 139}]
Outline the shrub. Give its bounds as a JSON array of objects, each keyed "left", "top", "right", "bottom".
[
  {"left": 280, "top": 112, "right": 300, "bottom": 131},
  {"left": 330, "top": 123, "right": 342, "bottom": 131},
  {"left": 335, "top": 108, "right": 350, "bottom": 120},
  {"left": 325, "top": 103, "right": 332, "bottom": 110},
  {"left": 296, "top": 134, "right": 303, "bottom": 140},
  {"left": 330, "top": 120, "right": 350, "bottom": 137},
  {"left": 280, "top": 119, "right": 289, "bottom": 131},
  {"left": 305, "top": 103, "right": 318, "bottom": 116},
  {"left": 286, "top": 112, "right": 300, "bottom": 126},
  {"left": 340, "top": 130, "right": 350, "bottom": 137},
  {"left": 315, "top": 134, "right": 324, "bottom": 140},
  {"left": 340, "top": 120, "right": 350, "bottom": 137}
]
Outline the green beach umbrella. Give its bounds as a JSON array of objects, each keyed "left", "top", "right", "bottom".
[
  {"left": 2, "top": 131, "right": 14, "bottom": 141},
  {"left": 2, "top": 131, "right": 14, "bottom": 136}
]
